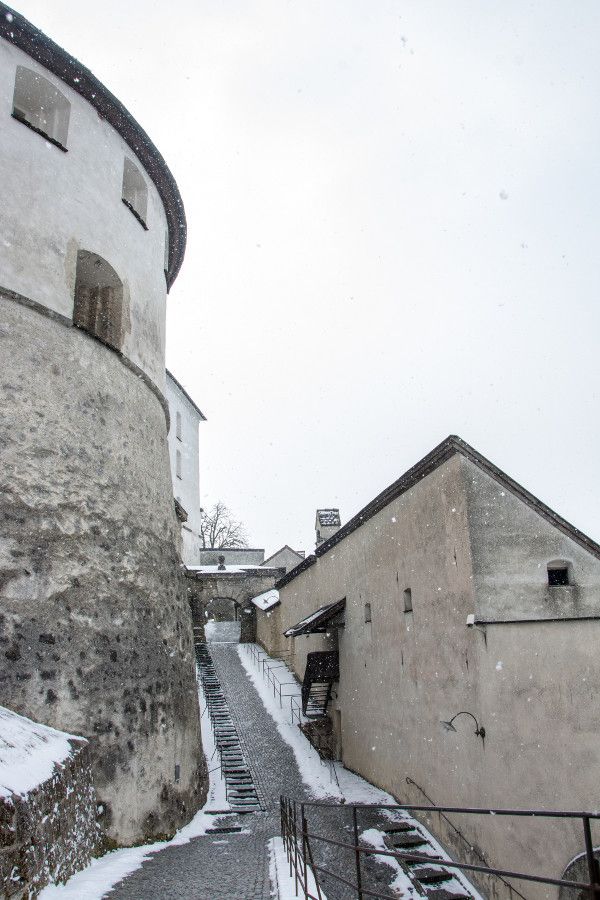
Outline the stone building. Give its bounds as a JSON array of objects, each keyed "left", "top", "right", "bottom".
[
  {"left": 268, "top": 436, "right": 600, "bottom": 899},
  {"left": 262, "top": 545, "right": 305, "bottom": 573},
  {"left": 0, "top": 5, "right": 205, "bottom": 846},
  {"left": 165, "top": 370, "right": 206, "bottom": 564}
]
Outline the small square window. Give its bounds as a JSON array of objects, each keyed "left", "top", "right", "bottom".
[
  {"left": 364, "top": 602, "right": 372, "bottom": 623},
  {"left": 403, "top": 588, "right": 413, "bottom": 613},
  {"left": 548, "top": 567, "right": 569, "bottom": 587}
]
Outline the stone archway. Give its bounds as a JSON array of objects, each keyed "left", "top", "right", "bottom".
[
  {"left": 186, "top": 566, "right": 285, "bottom": 644},
  {"left": 205, "top": 596, "right": 240, "bottom": 622}
]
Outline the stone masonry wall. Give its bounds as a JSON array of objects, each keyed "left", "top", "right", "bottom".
[
  {"left": 0, "top": 297, "right": 206, "bottom": 846},
  {"left": 0, "top": 739, "right": 100, "bottom": 898}
]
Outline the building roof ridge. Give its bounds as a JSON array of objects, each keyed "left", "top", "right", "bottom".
[{"left": 276, "top": 435, "right": 600, "bottom": 589}]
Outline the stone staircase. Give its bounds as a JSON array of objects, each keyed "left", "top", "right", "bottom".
[
  {"left": 195, "top": 642, "right": 262, "bottom": 813},
  {"left": 380, "top": 819, "right": 473, "bottom": 899}
]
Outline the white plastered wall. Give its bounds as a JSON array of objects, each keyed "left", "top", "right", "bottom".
[{"left": 0, "top": 39, "right": 170, "bottom": 390}]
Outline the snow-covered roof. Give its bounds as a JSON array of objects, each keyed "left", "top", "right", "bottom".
[
  {"left": 250, "top": 589, "right": 280, "bottom": 611},
  {"left": 284, "top": 598, "right": 346, "bottom": 637},
  {"left": 0, "top": 705, "right": 83, "bottom": 799},
  {"left": 316, "top": 509, "right": 341, "bottom": 527}
]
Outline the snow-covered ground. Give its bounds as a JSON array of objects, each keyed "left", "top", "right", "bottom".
[
  {"left": 205, "top": 619, "right": 241, "bottom": 643},
  {"left": 238, "top": 644, "right": 397, "bottom": 803},
  {"left": 0, "top": 705, "right": 81, "bottom": 799},
  {"left": 269, "top": 836, "right": 327, "bottom": 900},
  {"left": 40, "top": 673, "right": 227, "bottom": 899},
  {"left": 242, "top": 643, "right": 482, "bottom": 900}
]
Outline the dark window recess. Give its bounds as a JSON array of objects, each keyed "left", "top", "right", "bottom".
[
  {"left": 174, "top": 764, "right": 180, "bottom": 783},
  {"left": 122, "top": 157, "right": 148, "bottom": 228},
  {"left": 364, "top": 602, "right": 372, "bottom": 623},
  {"left": 403, "top": 588, "right": 413, "bottom": 612},
  {"left": 12, "top": 65, "right": 71, "bottom": 150},
  {"left": 73, "top": 250, "right": 124, "bottom": 351},
  {"left": 548, "top": 567, "right": 569, "bottom": 587}
]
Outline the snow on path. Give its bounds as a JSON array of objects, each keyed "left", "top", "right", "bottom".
[
  {"left": 40, "top": 673, "right": 225, "bottom": 899},
  {"left": 237, "top": 643, "right": 397, "bottom": 804},
  {"left": 269, "top": 836, "right": 328, "bottom": 900},
  {"left": 242, "top": 644, "right": 483, "bottom": 900},
  {"left": 205, "top": 619, "right": 241, "bottom": 643}
]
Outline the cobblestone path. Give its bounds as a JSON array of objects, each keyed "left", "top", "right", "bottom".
[{"left": 107, "top": 637, "right": 395, "bottom": 900}]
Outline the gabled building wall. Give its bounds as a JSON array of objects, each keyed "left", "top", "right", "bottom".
[
  {"left": 278, "top": 449, "right": 600, "bottom": 899},
  {"left": 464, "top": 457, "right": 600, "bottom": 621}
]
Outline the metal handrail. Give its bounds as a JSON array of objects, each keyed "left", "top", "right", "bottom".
[{"left": 280, "top": 796, "right": 600, "bottom": 900}]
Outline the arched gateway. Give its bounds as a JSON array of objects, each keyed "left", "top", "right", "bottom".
[{"left": 186, "top": 564, "right": 285, "bottom": 644}]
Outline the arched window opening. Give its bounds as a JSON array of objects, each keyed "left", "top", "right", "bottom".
[
  {"left": 12, "top": 65, "right": 70, "bottom": 150},
  {"left": 547, "top": 560, "right": 571, "bottom": 587},
  {"left": 122, "top": 158, "right": 148, "bottom": 228},
  {"left": 73, "top": 251, "right": 124, "bottom": 351}
]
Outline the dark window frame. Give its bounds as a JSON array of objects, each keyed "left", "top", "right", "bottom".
[{"left": 11, "top": 109, "right": 68, "bottom": 152}]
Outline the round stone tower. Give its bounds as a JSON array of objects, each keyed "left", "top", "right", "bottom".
[{"left": 0, "top": 5, "right": 205, "bottom": 845}]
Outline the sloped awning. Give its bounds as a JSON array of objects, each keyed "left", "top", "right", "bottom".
[
  {"left": 284, "top": 599, "right": 346, "bottom": 638},
  {"left": 250, "top": 589, "right": 280, "bottom": 611}
]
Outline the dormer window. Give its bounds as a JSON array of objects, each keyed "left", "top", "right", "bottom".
[
  {"left": 12, "top": 66, "right": 70, "bottom": 150},
  {"left": 547, "top": 562, "right": 571, "bottom": 587},
  {"left": 122, "top": 158, "right": 148, "bottom": 228}
]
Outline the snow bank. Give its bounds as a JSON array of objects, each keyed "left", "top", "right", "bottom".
[
  {"left": 237, "top": 644, "right": 397, "bottom": 804},
  {"left": 40, "top": 673, "right": 228, "bottom": 899},
  {"left": 268, "top": 836, "right": 327, "bottom": 900},
  {"left": 0, "top": 704, "right": 79, "bottom": 799}
]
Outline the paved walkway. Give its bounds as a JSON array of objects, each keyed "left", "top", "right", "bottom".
[{"left": 106, "top": 632, "right": 395, "bottom": 899}]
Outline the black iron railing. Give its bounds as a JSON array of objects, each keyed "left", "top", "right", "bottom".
[
  {"left": 280, "top": 796, "right": 600, "bottom": 900},
  {"left": 244, "top": 643, "right": 301, "bottom": 714}
]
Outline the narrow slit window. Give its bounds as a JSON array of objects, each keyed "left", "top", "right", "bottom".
[
  {"left": 364, "top": 602, "right": 372, "bottom": 623},
  {"left": 176, "top": 411, "right": 182, "bottom": 441},
  {"left": 73, "top": 251, "right": 124, "bottom": 351},
  {"left": 176, "top": 449, "right": 182, "bottom": 480},
  {"left": 403, "top": 588, "right": 413, "bottom": 613},
  {"left": 12, "top": 65, "right": 70, "bottom": 150},
  {"left": 122, "top": 158, "right": 148, "bottom": 228},
  {"left": 164, "top": 230, "right": 170, "bottom": 273}
]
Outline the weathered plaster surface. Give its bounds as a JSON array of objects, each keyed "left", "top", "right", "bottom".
[
  {"left": 188, "top": 570, "right": 284, "bottom": 645},
  {"left": 279, "top": 453, "right": 600, "bottom": 900},
  {"left": 463, "top": 457, "right": 600, "bottom": 621},
  {"left": 0, "top": 40, "right": 169, "bottom": 390},
  {"left": 0, "top": 298, "right": 205, "bottom": 846},
  {"left": 165, "top": 374, "right": 203, "bottom": 565}
]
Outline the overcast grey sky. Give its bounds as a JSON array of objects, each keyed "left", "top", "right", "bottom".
[{"left": 17, "top": 0, "right": 600, "bottom": 556}]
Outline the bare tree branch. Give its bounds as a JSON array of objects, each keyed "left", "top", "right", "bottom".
[{"left": 200, "top": 502, "right": 249, "bottom": 549}]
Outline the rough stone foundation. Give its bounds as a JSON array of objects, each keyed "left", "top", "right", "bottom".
[
  {"left": 0, "top": 297, "right": 206, "bottom": 845},
  {"left": 0, "top": 738, "right": 100, "bottom": 898}
]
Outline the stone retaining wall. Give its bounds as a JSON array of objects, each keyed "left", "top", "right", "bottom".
[{"left": 0, "top": 739, "right": 100, "bottom": 898}]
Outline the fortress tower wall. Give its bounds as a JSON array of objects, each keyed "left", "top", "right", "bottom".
[{"left": 0, "top": 8, "right": 205, "bottom": 845}]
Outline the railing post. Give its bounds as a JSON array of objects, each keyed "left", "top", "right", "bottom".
[
  {"left": 301, "top": 803, "right": 309, "bottom": 900},
  {"left": 293, "top": 800, "right": 299, "bottom": 897},
  {"left": 583, "top": 816, "right": 600, "bottom": 899},
  {"left": 352, "top": 805, "right": 364, "bottom": 900},
  {"left": 287, "top": 800, "right": 294, "bottom": 877}
]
